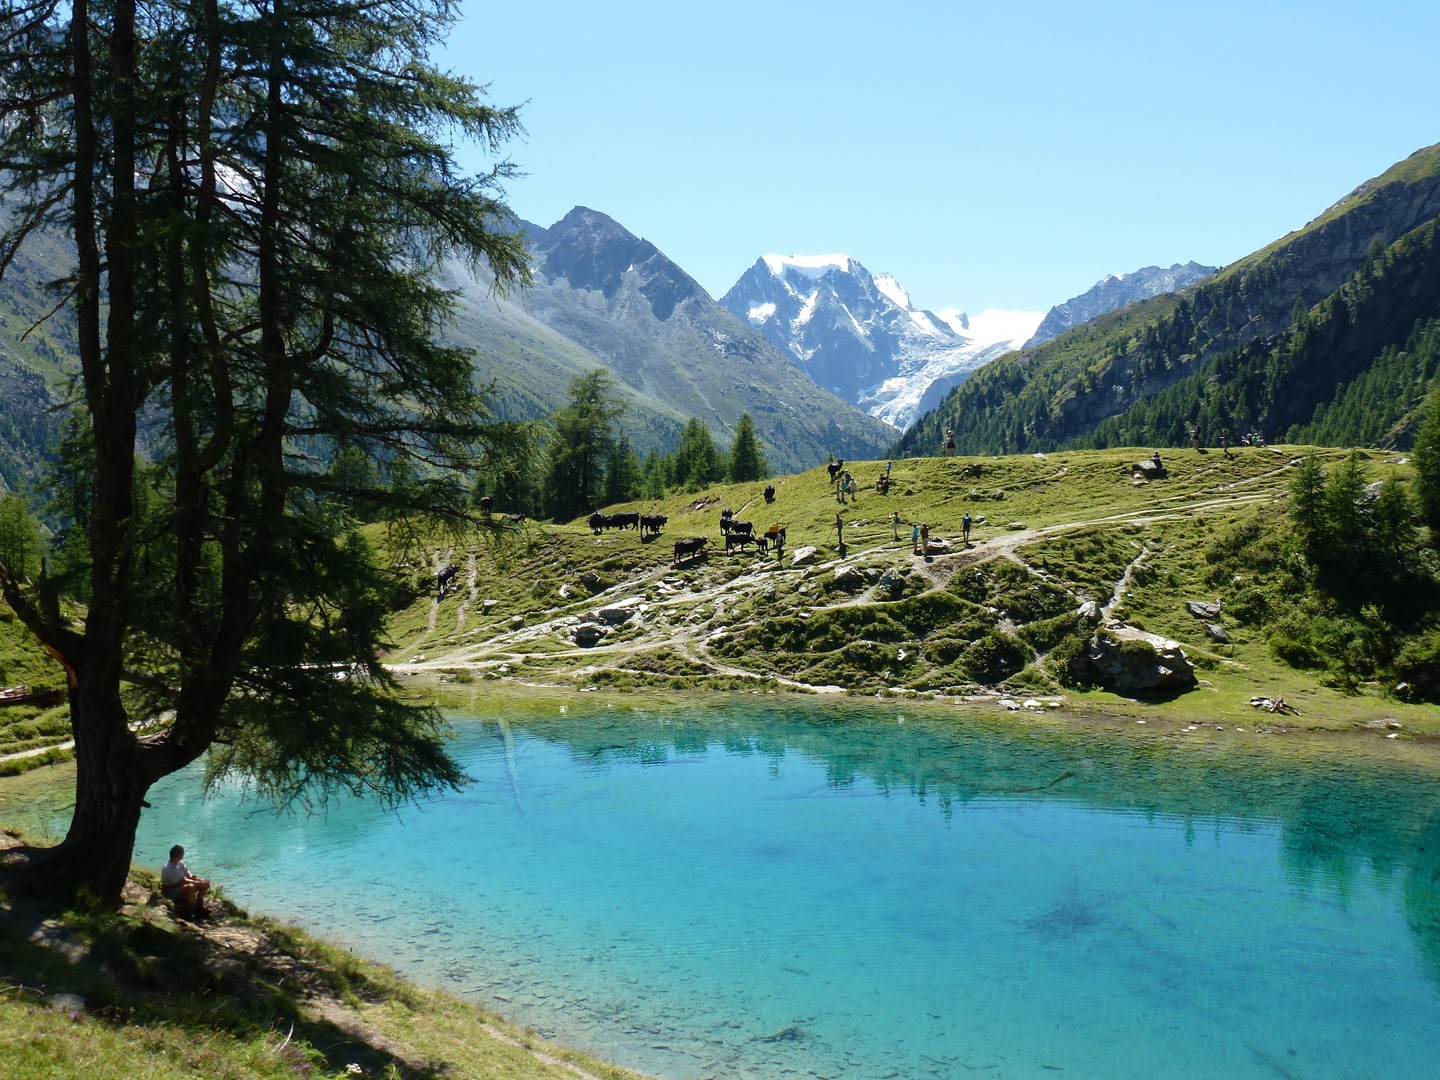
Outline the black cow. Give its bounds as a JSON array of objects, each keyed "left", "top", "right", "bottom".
[
  {"left": 437, "top": 563, "right": 461, "bottom": 598},
  {"left": 764, "top": 484, "right": 776, "bottom": 503},
  {"left": 727, "top": 519, "right": 754, "bottom": 538},
  {"left": 673, "top": 536, "right": 708, "bottom": 565},
  {"left": 827, "top": 459, "right": 845, "bottom": 482},
  {"left": 725, "top": 532, "right": 755, "bottom": 553},
  {"left": 611, "top": 511, "right": 640, "bottom": 530},
  {"left": 478, "top": 495, "right": 493, "bottom": 515},
  {"left": 588, "top": 512, "right": 611, "bottom": 534},
  {"left": 507, "top": 513, "right": 527, "bottom": 524},
  {"left": 641, "top": 514, "right": 668, "bottom": 537}
]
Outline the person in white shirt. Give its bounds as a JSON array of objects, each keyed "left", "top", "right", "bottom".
[{"left": 160, "top": 844, "right": 211, "bottom": 919}]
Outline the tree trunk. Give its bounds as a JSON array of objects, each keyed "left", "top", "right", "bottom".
[{"left": 37, "top": 682, "right": 149, "bottom": 906}]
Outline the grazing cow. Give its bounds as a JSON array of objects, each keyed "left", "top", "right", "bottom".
[
  {"left": 641, "top": 513, "right": 668, "bottom": 537},
  {"left": 727, "top": 519, "right": 754, "bottom": 538},
  {"left": 673, "top": 536, "right": 708, "bottom": 565},
  {"left": 611, "top": 511, "right": 640, "bottom": 530},
  {"left": 478, "top": 496, "right": 493, "bottom": 515},
  {"left": 827, "top": 459, "right": 845, "bottom": 483},
  {"left": 588, "top": 512, "right": 611, "bottom": 534},
  {"left": 437, "top": 563, "right": 461, "bottom": 598},
  {"left": 507, "top": 513, "right": 527, "bottom": 524},
  {"left": 764, "top": 484, "right": 776, "bottom": 503},
  {"left": 725, "top": 532, "right": 755, "bottom": 553}
]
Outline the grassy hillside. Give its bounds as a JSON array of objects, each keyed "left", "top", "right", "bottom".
[
  {"left": 896, "top": 142, "right": 1440, "bottom": 457},
  {"left": 380, "top": 446, "right": 1440, "bottom": 734},
  {"left": 0, "top": 824, "right": 644, "bottom": 1080}
]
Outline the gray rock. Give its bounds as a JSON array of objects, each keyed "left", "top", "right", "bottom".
[
  {"left": 762, "top": 584, "right": 777, "bottom": 600},
  {"left": 579, "top": 571, "right": 603, "bottom": 591},
  {"left": 924, "top": 538, "right": 953, "bottom": 554},
  {"left": 573, "top": 622, "right": 608, "bottom": 647},
  {"left": 596, "top": 597, "right": 645, "bottom": 624},
  {"left": 877, "top": 569, "right": 904, "bottom": 598},
  {"left": 510, "top": 614, "right": 524, "bottom": 626},
  {"left": 1185, "top": 600, "right": 1222, "bottom": 619},
  {"left": 1132, "top": 459, "right": 1167, "bottom": 480},
  {"left": 864, "top": 567, "right": 880, "bottom": 584},
  {"left": 1073, "top": 626, "right": 1196, "bottom": 694},
  {"left": 482, "top": 599, "right": 500, "bottom": 611},
  {"left": 790, "top": 546, "right": 818, "bottom": 567},
  {"left": 1076, "top": 600, "right": 1101, "bottom": 622},
  {"left": 1006, "top": 522, "right": 1026, "bottom": 531},
  {"left": 831, "top": 564, "right": 865, "bottom": 589},
  {"left": 1204, "top": 622, "right": 1230, "bottom": 643}
]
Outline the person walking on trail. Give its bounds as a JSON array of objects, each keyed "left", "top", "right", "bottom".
[
  {"left": 846, "top": 475, "right": 857, "bottom": 501},
  {"left": 911, "top": 521, "right": 920, "bottom": 553},
  {"left": 836, "top": 513, "right": 846, "bottom": 555},
  {"left": 962, "top": 512, "right": 972, "bottom": 545},
  {"left": 891, "top": 511, "right": 902, "bottom": 541},
  {"left": 161, "top": 844, "right": 212, "bottom": 920},
  {"left": 886, "top": 460, "right": 893, "bottom": 478},
  {"left": 1190, "top": 424, "right": 1200, "bottom": 451},
  {"left": 1220, "top": 429, "right": 1230, "bottom": 455},
  {"left": 920, "top": 523, "right": 930, "bottom": 554},
  {"left": 835, "top": 476, "right": 845, "bottom": 503},
  {"left": 944, "top": 429, "right": 956, "bottom": 456}
]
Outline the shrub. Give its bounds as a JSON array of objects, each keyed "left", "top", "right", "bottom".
[{"left": 959, "top": 632, "right": 1029, "bottom": 684}]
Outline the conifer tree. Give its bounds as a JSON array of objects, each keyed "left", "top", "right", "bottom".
[
  {"left": 603, "top": 434, "right": 642, "bottom": 506},
  {"left": 542, "top": 371, "right": 623, "bottom": 521},
  {"left": 674, "top": 418, "right": 720, "bottom": 491},
  {"left": 1415, "top": 389, "right": 1440, "bottom": 533},
  {"left": 0, "top": 0, "right": 529, "bottom": 904},
  {"left": 728, "top": 414, "right": 769, "bottom": 482}
]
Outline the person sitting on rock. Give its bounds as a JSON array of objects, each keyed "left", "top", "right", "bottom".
[{"left": 161, "top": 844, "right": 212, "bottom": 920}]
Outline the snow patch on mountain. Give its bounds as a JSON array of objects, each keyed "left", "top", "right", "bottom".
[{"left": 721, "top": 254, "right": 1040, "bottom": 430}]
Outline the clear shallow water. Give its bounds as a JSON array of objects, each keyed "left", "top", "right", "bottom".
[{"left": 133, "top": 700, "right": 1440, "bottom": 1080}]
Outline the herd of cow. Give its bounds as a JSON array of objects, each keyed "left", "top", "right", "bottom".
[
  {"left": 584, "top": 500, "right": 785, "bottom": 567},
  {"left": 587, "top": 511, "right": 668, "bottom": 536}
]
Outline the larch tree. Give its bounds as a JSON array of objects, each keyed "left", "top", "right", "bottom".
[
  {"left": 542, "top": 370, "right": 623, "bottom": 522},
  {"left": 728, "top": 413, "right": 768, "bottom": 483},
  {"left": 0, "top": 0, "right": 530, "bottom": 904}
]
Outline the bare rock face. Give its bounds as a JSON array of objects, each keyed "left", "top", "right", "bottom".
[
  {"left": 1076, "top": 600, "right": 1101, "bottom": 623},
  {"left": 1204, "top": 622, "right": 1231, "bottom": 643},
  {"left": 877, "top": 569, "right": 904, "bottom": 599},
  {"left": 1186, "top": 600, "right": 1222, "bottom": 619},
  {"left": 1074, "top": 626, "right": 1196, "bottom": 693},
  {"left": 831, "top": 564, "right": 865, "bottom": 590}
]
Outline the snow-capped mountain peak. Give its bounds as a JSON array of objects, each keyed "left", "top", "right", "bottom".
[
  {"left": 720, "top": 254, "right": 1041, "bottom": 429},
  {"left": 761, "top": 253, "right": 854, "bottom": 279}
]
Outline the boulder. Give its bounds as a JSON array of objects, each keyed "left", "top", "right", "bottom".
[
  {"left": 831, "top": 564, "right": 865, "bottom": 589},
  {"left": 864, "top": 567, "right": 880, "bottom": 584},
  {"left": 790, "top": 546, "right": 818, "bottom": 567},
  {"left": 1185, "top": 600, "right": 1222, "bottom": 619},
  {"left": 1132, "top": 459, "right": 1167, "bottom": 480},
  {"left": 579, "top": 571, "right": 603, "bottom": 592},
  {"left": 877, "top": 569, "right": 904, "bottom": 599},
  {"left": 1076, "top": 600, "right": 1101, "bottom": 623},
  {"left": 482, "top": 599, "right": 500, "bottom": 611},
  {"left": 510, "top": 614, "right": 524, "bottom": 627},
  {"left": 924, "top": 538, "right": 953, "bottom": 555},
  {"left": 1073, "top": 626, "right": 1196, "bottom": 694},
  {"left": 573, "top": 622, "right": 608, "bottom": 647},
  {"left": 1006, "top": 522, "right": 1026, "bottom": 531},
  {"left": 1204, "top": 622, "right": 1230, "bottom": 643},
  {"left": 596, "top": 597, "right": 645, "bottom": 625}
]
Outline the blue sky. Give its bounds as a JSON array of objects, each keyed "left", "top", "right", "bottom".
[{"left": 443, "top": 0, "right": 1440, "bottom": 314}]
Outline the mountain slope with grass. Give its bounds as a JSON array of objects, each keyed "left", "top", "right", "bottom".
[
  {"left": 896, "top": 142, "right": 1440, "bottom": 457},
  {"left": 379, "top": 445, "right": 1440, "bottom": 734}
]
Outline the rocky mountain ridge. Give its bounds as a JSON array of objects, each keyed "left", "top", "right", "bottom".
[
  {"left": 719, "top": 253, "right": 1040, "bottom": 429},
  {"left": 1025, "top": 262, "right": 1217, "bottom": 348}
]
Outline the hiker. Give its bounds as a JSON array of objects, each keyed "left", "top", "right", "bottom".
[
  {"left": 944, "top": 429, "right": 956, "bottom": 456},
  {"left": 835, "top": 476, "right": 845, "bottom": 503},
  {"left": 835, "top": 513, "right": 846, "bottom": 556},
  {"left": 920, "top": 523, "right": 930, "bottom": 554},
  {"left": 1190, "top": 425, "right": 1199, "bottom": 451},
  {"left": 846, "top": 475, "right": 857, "bottom": 501},
  {"left": 962, "top": 512, "right": 972, "bottom": 545},
  {"left": 891, "top": 511, "right": 901, "bottom": 541},
  {"left": 161, "top": 844, "right": 211, "bottom": 920},
  {"left": 1151, "top": 450, "right": 1163, "bottom": 468},
  {"left": 886, "top": 460, "right": 893, "bottom": 478},
  {"left": 1220, "top": 429, "right": 1230, "bottom": 455},
  {"left": 911, "top": 521, "right": 920, "bottom": 553}
]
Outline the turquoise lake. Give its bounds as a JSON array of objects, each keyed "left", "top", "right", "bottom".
[{"left": 132, "top": 698, "right": 1440, "bottom": 1080}]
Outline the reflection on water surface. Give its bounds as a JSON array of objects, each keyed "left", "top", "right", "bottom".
[{"left": 127, "top": 699, "right": 1440, "bottom": 1080}]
